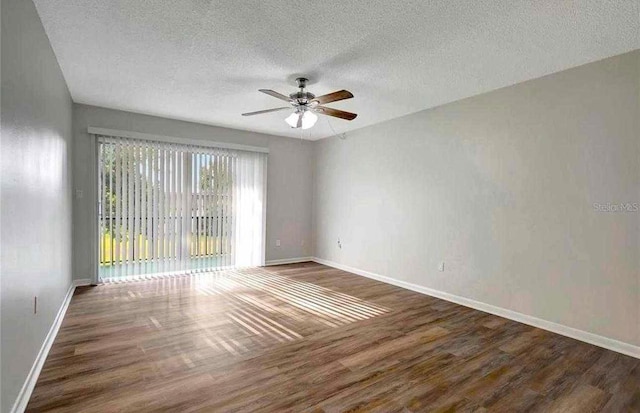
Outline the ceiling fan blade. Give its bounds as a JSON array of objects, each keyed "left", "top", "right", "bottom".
[
  {"left": 259, "top": 89, "right": 292, "bottom": 102},
  {"left": 242, "top": 107, "right": 290, "bottom": 116},
  {"left": 315, "top": 106, "right": 358, "bottom": 121},
  {"left": 312, "top": 90, "right": 353, "bottom": 105}
]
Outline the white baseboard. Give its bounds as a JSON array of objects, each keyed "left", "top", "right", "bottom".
[
  {"left": 312, "top": 257, "right": 640, "bottom": 359},
  {"left": 265, "top": 257, "right": 313, "bottom": 266},
  {"left": 10, "top": 282, "right": 77, "bottom": 413},
  {"left": 73, "top": 278, "right": 93, "bottom": 287}
]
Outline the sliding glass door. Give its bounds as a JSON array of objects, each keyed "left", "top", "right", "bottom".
[{"left": 97, "top": 134, "right": 266, "bottom": 282}]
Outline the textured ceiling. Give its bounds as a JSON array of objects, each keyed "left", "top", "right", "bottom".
[{"left": 34, "top": 0, "right": 639, "bottom": 140}]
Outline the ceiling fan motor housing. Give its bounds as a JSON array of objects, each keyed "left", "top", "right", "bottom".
[
  {"left": 289, "top": 91, "right": 316, "bottom": 105},
  {"left": 290, "top": 78, "right": 315, "bottom": 105}
]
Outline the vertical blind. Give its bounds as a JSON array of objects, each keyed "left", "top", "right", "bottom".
[{"left": 97, "top": 134, "right": 267, "bottom": 282}]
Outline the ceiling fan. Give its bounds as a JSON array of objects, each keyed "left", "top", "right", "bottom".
[{"left": 242, "top": 77, "right": 357, "bottom": 130}]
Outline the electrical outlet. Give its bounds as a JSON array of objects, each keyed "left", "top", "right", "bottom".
[
  {"left": 337, "top": 238, "right": 342, "bottom": 249},
  {"left": 438, "top": 262, "right": 445, "bottom": 272},
  {"left": 276, "top": 239, "right": 281, "bottom": 247}
]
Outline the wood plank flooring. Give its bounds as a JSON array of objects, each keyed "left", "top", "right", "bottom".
[{"left": 27, "top": 262, "right": 640, "bottom": 412}]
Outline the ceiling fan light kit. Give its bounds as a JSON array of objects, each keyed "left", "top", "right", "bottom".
[
  {"left": 242, "top": 77, "right": 357, "bottom": 131},
  {"left": 285, "top": 110, "right": 318, "bottom": 130}
]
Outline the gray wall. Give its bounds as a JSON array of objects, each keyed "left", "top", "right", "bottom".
[
  {"left": 1, "top": 0, "right": 74, "bottom": 410},
  {"left": 313, "top": 51, "right": 640, "bottom": 346},
  {"left": 72, "top": 104, "right": 313, "bottom": 280}
]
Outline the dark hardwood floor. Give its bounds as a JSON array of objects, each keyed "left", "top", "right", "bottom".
[{"left": 27, "top": 262, "right": 639, "bottom": 412}]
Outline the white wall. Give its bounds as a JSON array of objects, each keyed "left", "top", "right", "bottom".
[
  {"left": 313, "top": 51, "right": 640, "bottom": 347},
  {"left": 0, "top": 0, "right": 74, "bottom": 410},
  {"left": 72, "top": 104, "right": 313, "bottom": 280}
]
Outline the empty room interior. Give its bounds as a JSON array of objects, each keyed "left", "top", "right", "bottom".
[{"left": 1, "top": 1, "right": 639, "bottom": 412}]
